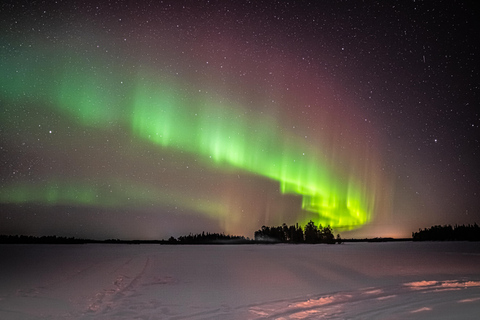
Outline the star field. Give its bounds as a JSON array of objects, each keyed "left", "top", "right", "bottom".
[{"left": 1, "top": 0, "right": 479, "bottom": 239}]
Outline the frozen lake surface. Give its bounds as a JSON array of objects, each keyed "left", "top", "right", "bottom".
[{"left": 1, "top": 242, "right": 480, "bottom": 319}]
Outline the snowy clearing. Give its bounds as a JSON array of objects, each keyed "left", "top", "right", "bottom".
[{"left": 1, "top": 242, "right": 479, "bottom": 319}]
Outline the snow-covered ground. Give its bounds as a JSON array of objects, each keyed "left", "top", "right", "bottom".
[{"left": 1, "top": 242, "right": 479, "bottom": 319}]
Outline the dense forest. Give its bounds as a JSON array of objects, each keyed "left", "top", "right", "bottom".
[
  {"left": 254, "top": 221, "right": 339, "bottom": 244},
  {"left": 170, "top": 232, "right": 250, "bottom": 244},
  {"left": 412, "top": 223, "right": 480, "bottom": 241}
]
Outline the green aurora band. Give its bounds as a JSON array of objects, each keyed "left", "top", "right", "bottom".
[
  {"left": 0, "top": 47, "right": 378, "bottom": 230},
  {"left": 0, "top": 180, "right": 227, "bottom": 219}
]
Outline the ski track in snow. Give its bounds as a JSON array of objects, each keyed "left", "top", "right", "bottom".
[
  {"left": 246, "top": 280, "right": 480, "bottom": 319},
  {"left": 0, "top": 242, "right": 479, "bottom": 319}
]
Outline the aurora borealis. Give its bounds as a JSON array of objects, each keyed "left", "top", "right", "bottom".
[{"left": 1, "top": 1, "right": 479, "bottom": 239}]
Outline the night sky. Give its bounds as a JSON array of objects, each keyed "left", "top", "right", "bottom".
[{"left": 1, "top": 0, "right": 479, "bottom": 240}]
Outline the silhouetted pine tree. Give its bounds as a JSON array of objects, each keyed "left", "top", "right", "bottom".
[{"left": 254, "top": 221, "right": 338, "bottom": 244}]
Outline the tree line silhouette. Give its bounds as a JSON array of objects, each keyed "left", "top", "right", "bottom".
[
  {"left": 0, "top": 233, "right": 251, "bottom": 244},
  {"left": 3, "top": 222, "right": 479, "bottom": 244},
  {"left": 0, "top": 222, "right": 339, "bottom": 244},
  {"left": 170, "top": 232, "right": 250, "bottom": 244},
  {"left": 254, "top": 221, "right": 340, "bottom": 244},
  {"left": 412, "top": 223, "right": 480, "bottom": 241},
  {"left": 0, "top": 235, "right": 91, "bottom": 244}
]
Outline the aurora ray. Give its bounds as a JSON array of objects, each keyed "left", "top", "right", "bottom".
[{"left": 130, "top": 72, "right": 372, "bottom": 228}]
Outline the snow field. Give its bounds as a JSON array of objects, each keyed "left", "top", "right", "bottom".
[{"left": 0, "top": 242, "right": 479, "bottom": 319}]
